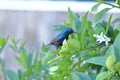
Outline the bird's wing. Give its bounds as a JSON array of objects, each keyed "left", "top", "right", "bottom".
[
  {"left": 50, "top": 37, "right": 62, "bottom": 45},
  {"left": 50, "top": 32, "right": 65, "bottom": 46}
]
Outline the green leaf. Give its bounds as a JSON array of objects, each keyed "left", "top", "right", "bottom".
[
  {"left": 72, "top": 72, "right": 91, "bottom": 80},
  {"left": 27, "top": 52, "right": 33, "bottom": 67},
  {"left": 42, "top": 50, "right": 54, "bottom": 64},
  {"left": 94, "top": 24, "right": 106, "bottom": 34},
  {"left": 18, "top": 69, "right": 23, "bottom": 80},
  {"left": 89, "top": 73, "right": 97, "bottom": 80},
  {"left": 91, "top": 3, "right": 101, "bottom": 13},
  {"left": 105, "top": 45, "right": 115, "bottom": 58},
  {"left": 21, "top": 40, "right": 27, "bottom": 47},
  {"left": 112, "top": 29, "right": 119, "bottom": 40},
  {"left": 104, "top": 72, "right": 114, "bottom": 80},
  {"left": 96, "top": 72, "right": 108, "bottom": 80},
  {"left": 4, "top": 36, "right": 9, "bottom": 44},
  {"left": 6, "top": 70, "right": 18, "bottom": 80},
  {"left": 63, "top": 20, "right": 70, "bottom": 27},
  {"left": 16, "top": 56, "right": 23, "bottom": 67},
  {"left": 105, "top": 14, "right": 112, "bottom": 34},
  {"left": 68, "top": 7, "right": 74, "bottom": 27},
  {"left": 54, "top": 25, "right": 67, "bottom": 32},
  {"left": 42, "top": 43, "right": 50, "bottom": 52},
  {"left": 73, "top": 14, "right": 81, "bottom": 32},
  {"left": 35, "top": 62, "right": 42, "bottom": 73},
  {"left": 116, "top": 0, "right": 120, "bottom": 6},
  {"left": 85, "top": 57, "right": 106, "bottom": 66},
  {"left": 33, "top": 52, "right": 38, "bottom": 65},
  {"left": 81, "top": 11, "right": 89, "bottom": 48},
  {"left": 0, "top": 59, "right": 5, "bottom": 69},
  {"left": 0, "top": 36, "right": 9, "bottom": 53},
  {"left": 25, "top": 65, "right": 34, "bottom": 76},
  {"left": 113, "top": 33, "right": 120, "bottom": 62},
  {"left": 95, "top": 21, "right": 113, "bottom": 37},
  {"left": 9, "top": 45, "right": 18, "bottom": 52},
  {"left": 19, "top": 47, "right": 28, "bottom": 68},
  {"left": 72, "top": 72, "right": 80, "bottom": 80},
  {"left": 11, "top": 38, "right": 17, "bottom": 46},
  {"left": 116, "top": 26, "right": 120, "bottom": 31},
  {"left": 111, "top": 17, "right": 120, "bottom": 25},
  {"left": 21, "top": 73, "right": 26, "bottom": 80},
  {"left": 48, "top": 56, "right": 61, "bottom": 64},
  {"left": 96, "top": 0, "right": 104, "bottom": 3},
  {"left": 92, "top": 8, "right": 111, "bottom": 26}
]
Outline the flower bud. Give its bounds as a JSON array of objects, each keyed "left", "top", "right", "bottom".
[{"left": 106, "top": 55, "right": 116, "bottom": 72}]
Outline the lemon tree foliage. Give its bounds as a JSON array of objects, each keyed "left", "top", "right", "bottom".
[{"left": 0, "top": 0, "right": 120, "bottom": 80}]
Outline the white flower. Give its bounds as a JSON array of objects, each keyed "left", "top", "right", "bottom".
[{"left": 93, "top": 32, "right": 110, "bottom": 46}]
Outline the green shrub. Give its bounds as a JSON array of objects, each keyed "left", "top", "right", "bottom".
[{"left": 0, "top": 0, "right": 120, "bottom": 80}]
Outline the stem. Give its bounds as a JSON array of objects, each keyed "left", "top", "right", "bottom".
[
  {"left": 0, "top": 54, "right": 7, "bottom": 80},
  {"left": 83, "top": 44, "right": 101, "bottom": 51},
  {"left": 97, "top": 0, "right": 120, "bottom": 9},
  {"left": 103, "top": 2, "right": 120, "bottom": 9}
]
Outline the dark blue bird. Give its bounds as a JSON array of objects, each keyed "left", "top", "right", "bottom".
[{"left": 49, "top": 28, "right": 75, "bottom": 47}]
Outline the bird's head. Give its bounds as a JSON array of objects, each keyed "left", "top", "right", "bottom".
[{"left": 63, "top": 28, "right": 75, "bottom": 36}]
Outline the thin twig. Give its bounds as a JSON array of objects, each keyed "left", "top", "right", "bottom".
[{"left": 103, "top": 2, "right": 120, "bottom": 9}]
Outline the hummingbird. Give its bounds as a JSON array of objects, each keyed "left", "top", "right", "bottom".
[{"left": 48, "top": 28, "right": 76, "bottom": 47}]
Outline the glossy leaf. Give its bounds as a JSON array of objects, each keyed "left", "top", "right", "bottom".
[
  {"left": 105, "top": 45, "right": 115, "bottom": 58},
  {"left": 92, "top": 8, "right": 111, "bottom": 26},
  {"left": 105, "top": 14, "right": 112, "bottom": 34},
  {"left": 10, "top": 45, "right": 18, "bottom": 52},
  {"left": 19, "top": 47, "right": 28, "bottom": 68},
  {"left": 91, "top": 3, "right": 101, "bottom": 13},
  {"left": 73, "top": 14, "right": 81, "bottom": 32},
  {"left": 113, "top": 33, "right": 120, "bottom": 62},
  {"left": 27, "top": 52, "right": 33, "bottom": 67},
  {"left": 16, "top": 56, "right": 25, "bottom": 68},
  {"left": 72, "top": 72, "right": 80, "bottom": 80},
  {"left": 18, "top": 69, "right": 23, "bottom": 80},
  {"left": 0, "top": 59, "right": 5, "bottom": 70},
  {"left": 33, "top": 52, "right": 38, "bottom": 65},
  {"left": 68, "top": 7, "right": 74, "bottom": 27},
  {"left": 6, "top": 70, "right": 18, "bottom": 80},
  {"left": 116, "top": 26, "right": 120, "bottom": 31},
  {"left": 111, "top": 17, "right": 120, "bottom": 25},
  {"left": 11, "top": 38, "right": 17, "bottom": 46},
  {"left": 35, "top": 62, "right": 42, "bottom": 73},
  {"left": 96, "top": 72, "right": 108, "bottom": 80},
  {"left": 0, "top": 36, "right": 9, "bottom": 53},
  {"left": 48, "top": 56, "right": 61, "bottom": 64},
  {"left": 85, "top": 57, "right": 106, "bottom": 66},
  {"left": 42, "top": 43, "right": 50, "bottom": 52},
  {"left": 25, "top": 65, "right": 34, "bottom": 76},
  {"left": 21, "top": 40, "right": 27, "bottom": 47},
  {"left": 72, "top": 72, "right": 91, "bottom": 80},
  {"left": 81, "top": 12, "right": 89, "bottom": 48},
  {"left": 116, "top": 0, "right": 120, "bottom": 6}
]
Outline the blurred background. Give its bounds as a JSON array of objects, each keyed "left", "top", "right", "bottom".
[{"left": 0, "top": 0, "right": 119, "bottom": 79}]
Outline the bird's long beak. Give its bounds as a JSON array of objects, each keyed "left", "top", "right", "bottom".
[{"left": 73, "top": 31, "right": 78, "bottom": 34}]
